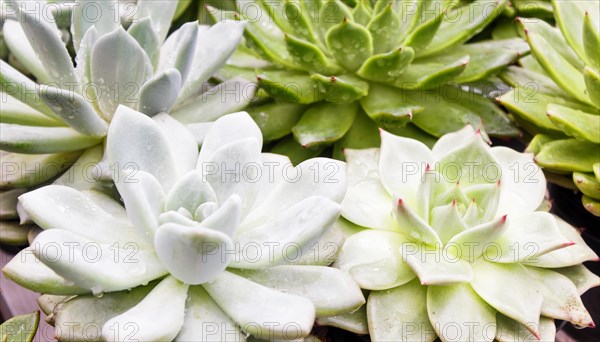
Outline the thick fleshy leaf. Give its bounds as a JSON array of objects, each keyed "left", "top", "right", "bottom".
[
  {"left": 232, "top": 196, "right": 339, "bottom": 269},
  {"left": 367, "top": 279, "right": 436, "bottom": 342},
  {"left": 71, "top": 0, "right": 119, "bottom": 53},
  {"left": 492, "top": 146, "right": 546, "bottom": 216},
  {"left": 2, "top": 248, "right": 88, "bottom": 295},
  {"left": 379, "top": 130, "right": 434, "bottom": 206},
  {"left": 491, "top": 212, "right": 570, "bottom": 263},
  {"left": 0, "top": 221, "right": 30, "bottom": 246},
  {"left": 152, "top": 113, "right": 198, "bottom": 174},
  {"left": 431, "top": 125, "right": 477, "bottom": 159},
  {"left": 199, "top": 195, "right": 242, "bottom": 237},
  {"left": 16, "top": 7, "right": 77, "bottom": 88},
  {"left": 33, "top": 229, "right": 167, "bottom": 293},
  {"left": 74, "top": 26, "right": 98, "bottom": 95},
  {"left": 158, "top": 22, "right": 198, "bottom": 85},
  {"left": 367, "top": 4, "right": 400, "bottom": 54},
  {"left": 332, "top": 108, "right": 381, "bottom": 160},
  {"left": 178, "top": 21, "right": 246, "bottom": 102},
  {"left": 357, "top": 47, "right": 415, "bottom": 83},
  {"left": 0, "top": 93, "right": 61, "bottom": 127},
  {"left": 526, "top": 266, "right": 594, "bottom": 326},
  {"left": 175, "top": 286, "right": 245, "bottom": 341},
  {"left": 197, "top": 111, "right": 263, "bottom": 165},
  {"left": 38, "top": 86, "right": 108, "bottom": 137},
  {"left": 154, "top": 222, "right": 233, "bottom": 285},
  {"left": 390, "top": 56, "right": 469, "bottom": 90},
  {"left": 18, "top": 185, "right": 149, "bottom": 247},
  {"left": 495, "top": 314, "right": 556, "bottom": 342},
  {"left": 102, "top": 276, "right": 188, "bottom": 342},
  {"left": 311, "top": 73, "right": 369, "bottom": 104},
  {"left": 203, "top": 271, "right": 315, "bottom": 340},
  {"left": 0, "top": 124, "right": 100, "bottom": 154},
  {"left": 429, "top": 201, "right": 468, "bottom": 243},
  {"left": 54, "top": 283, "right": 155, "bottom": 341},
  {"left": 233, "top": 265, "right": 365, "bottom": 316},
  {"left": 574, "top": 172, "right": 600, "bottom": 200},
  {"left": 471, "top": 260, "right": 543, "bottom": 329},
  {"left": 164, "top": 171, "right": 215, "bottom": 213},
  {"left": 437, "top": 134, "right": 498, "bottom": 187},
  {"left": 172, "top": 79, "right": 256, "bottom": 123},
  {"left": 90, "top": 27, "right": 152, "bottom": 119},
  {"left": 285, "top": 34, "right": 338, "bottom": 73},
  {"left": 326, "top": 19, "right": 373, "bottom": 71},
  {"left": 115, "top": 170, "right": 164, "bottom": 239},
  {"left": 447, "top": 215, "right": 508, "bottom": 261},
  {"left": 420, "top": 0, "right": 506, "bottom": 57},
  {"left": 427, "top": 284, "right": 497, "bottom": 342},
  {"left": 555, "top": 265, "right": 600, "bottom": 295},
  {"left": 527, "top": 216, "right": 598, "bottom": 267},
  {"left": 138, "top": 68, "right": 182, "bottom": 116},
  {"left": 340, "top": 148, "right": 396, "bottom": 230},
  {"left": 0, "top": 189, "right": 25, "bottom": 219},
  {"left": 3, "top": 20, "right": 50, "bottom": 83},
  {"left": 0, "top": 60, "right": 53, "bottom": 116},
  {"left": 552, "top": 0, "right": 599, "bottom": 63},
  {"left": 583, "top": 13, "right": 600, "bottom": 71},
  {"left": 317, "top": 304, "right": 368, "bottom": 334},
  {"left": 535, "top": 139, "right": 599, "bottom": 172},
  {"left": 401, "top": 242, "right": 473, "bottom": 285},
  {"left": 547, "top": 104, "right": 600, "bottom": 143},
  {"left": 127, "top": 17, "right": 160, "bottom": 68},
  {"left": 403, "top": 12, "right": 443, "bottom": 54},
  {"left": 240, "top": 158, "right": 346, "bottom": 229},
  {"left": 257, "top": 70, "right": 322, "bottom": 104},
  {"left": 583, "top": 194, "right": 600, "bottom": 215},
  {"left": 335, "top": 229, "right": 415, "bottom": 290},
  {"left": 292, "top": 102, "right": 358, "bottom": 147},
  {"left": 584, "top": 66, "right": 600, "bottom": 109},
  {"left": 0, "top": 151, "right": 81, "bottom": 189},
  {"left": 107, "top": 106, "right": 180, "bottom": 191},
  {"left": 247, "top": 102, "right": 305, "bottom": 142},
  {"left": 134, "top": 0, "right": 178, "bottom": 43},
  {"left": 0, "top": 311, "right": 39, "bottom": 342}
]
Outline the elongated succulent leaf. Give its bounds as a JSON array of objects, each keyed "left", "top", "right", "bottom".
[
  {"left": 71, "top": 0, "right": 119, "bottom": 53},
  {"left": 0, "top": 124, "right": 100, "bottom": 154},
  {"left": 546, "top": 104, "right": 600, "bottom": 143},
  {"left": 583, "top": 66, "right": 600, "bottom": 109},
  {"left": 0, "top": 151, "right": 81, "bottom": 189},
  {"left": 367, "top": 4, "right": 401, "bottom": 54},
  {"left": 552, "top": 0, "right": 599, "bottom": 64},
  {"left": 535, "top": 139, "right": 599, "bottom": 172},
  {"left": 573, "top": 172, "right": 600, "bottom": 200},
  {"left": 0, "top": 93, "right": 62, "bottom": 127},
  {"left": 390, "top": 56, "right": 469, "bottom": 90},
  {"left": 0, "top": 60, "right": 54, "bottom": 117},
  {"left": 0, "top": 311, "right": 39, "bottom": 342},
  {"left": 311, "top": 73, "right": 369, "bottom": 103},
  {"left": 158, "top": 22, "right": 198, "bottom": 85},
  {"left": 357, "top": 47, "right": 415, "bottom": 83},
  {"left": 257, "top": 70, "right": 322, "bottom": 104},
  {"left": 583, "top": 13, "right": 600, "bottom": 71},
  {"left": 128, "top": 17, "right": 161, "bottom": 68},
  {"left": 3, "top": 20, "right": 50, "bottom": 83},
  {"left": 138, "top": 68, "right": 182, "bottom": 116},
  {"left": 135, "top": 0, "right": 179, "bottom": 43}
]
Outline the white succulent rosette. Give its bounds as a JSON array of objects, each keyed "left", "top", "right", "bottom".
[
  {"left": 335, "top": 126, "right": 599, "bottom": 342},
  {"left": 1, "top": 0, "right": 251, "bottom": 190},
  {"left": 3, "top": 108, "right": 365, "bottom": 341}
]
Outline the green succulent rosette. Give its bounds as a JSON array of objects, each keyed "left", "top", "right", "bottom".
[
  {"left": 335, "top": 126, "right": 599, "bottom": 341},
  {"left": 0, "top": 0, "right": 250, "bottom": 244},
  {"left": 497, "top": 1, "right": 600, "bottom": 216},
  {"left": 3, "top": 107, "right": 365, "bottom": 341},
  {"left": 210, "top": 0, "right": 522, "bottom": 162}
]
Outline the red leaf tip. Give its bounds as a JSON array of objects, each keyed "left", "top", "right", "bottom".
[
  {"left": 501, "top": 214, "right": 508, "bottom": 223},
  {"left": 563, "top": 241, "right": 576, "bottom": 247}
]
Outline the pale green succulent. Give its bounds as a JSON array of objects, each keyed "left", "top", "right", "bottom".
[
  {"left": 211, "top": 0, "right": 523, "bottom": 163},
  {"left": 335, "top": 126, "right": 599, "bottom": 341},
  {"left": 497, "top": 1, "right": 600, "bottom": 216},
  {"left": 3, "top": 107, "right": 365, "bottom": 341},
  {"left": 0, "top": 0, "right": 250, "bottom": 244}
]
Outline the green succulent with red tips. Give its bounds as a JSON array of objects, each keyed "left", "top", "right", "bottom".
[
  {"left": 497, "top": 1, "right": 600, "bottom": 216},
  {"left": 210, "top": 0, "right": 523, "bottom": 163}
]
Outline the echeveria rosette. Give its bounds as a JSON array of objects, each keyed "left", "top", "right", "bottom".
[
  {"left": 497, "top": 1, "right": 600, "bottom": 216},
  {"left": 3, "top": 107, "right": 365, "bottom": 341},
  {"left": 335, "top": 126, "right": 599, "bottom": 341},
  {"left": 0, "top": 0, "right": 250, "bottom": 190},
  {"left": 211, "top": 0, "right": 522, "bottom": 161}
]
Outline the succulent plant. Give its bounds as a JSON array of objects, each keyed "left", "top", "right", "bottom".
[
  {"left": 0, "top": 0, "right": 250, "bottom": 244},
  {"left": 3, "top": 107, "right": 365, "bottom": 341},
  {"left": 209, "top": 0, "right": 523, "bottom": 162},
  {"left": 335, "top": 125, "right": 599, "bottom": 341},
  {"left": 497, "top": 1, "right": 600, "bottom": 216},
  {"left": 0, "top": 311, "right": 39, "bottom": 342}
]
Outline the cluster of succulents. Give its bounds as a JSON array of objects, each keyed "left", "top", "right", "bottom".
[
  {"left": 497, "top": 0, "right": 600, "bottom": 216},
  {"left": 1, "top": 1, "right": 599, "bottom": 342},
  {"left": 211, "top": 0, "right": 524, "bottom": 162}
]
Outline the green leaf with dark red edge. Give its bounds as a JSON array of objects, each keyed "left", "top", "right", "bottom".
[
  {"left": 247, "top": 102, "right": 306, "bottom": 142},
  {"left": 285, "top": 34, "right": 339, "bottom": 74},
  {"left": 535, "top": 139, "right": 599, "bottom": 172},
  {"left": 419, "top": 0, "right": 507, "bottom": 57},
  {"left": 311, "top": 74, "right": 369, "bottom": 103},
  {"left": 270, "top": 136, "right": 325, "bottom": 166},
  {"left": 389, "top": 56, "right": 469, "bottom": 90},
  {"left": 583, "top": 13, "right": 600, "bottom": 71},
  {"left": 356, "top": 47, "right": 415, "bottom": 83},
  {"left": 367, "top": 4, "right": 401, "bottom": 54},
  {"left": 332, "top": 109, "right": 381, "bottom": 160},
  {"left": 497, "top": 89, "right": 594, "bottom": 135},
  {"left": 546, "top": 104, "right": 600, "bottom": 143},
  {"left": 257, "top": 70, "right": 322, "bottom": 104},
  {"left": 583, "top": 67, "right": 600, "bottom": 109},
  {"left": 414, "top": 38, "right": 529, "bottom": 84},
  {"left": 582, "top": 195, "right": 600, "bottom": 216},
  {"left": 359, "top": 83, "right": 421, "bottom": 124},
  {"left": 573, "top": 172, "right": 600, "bottom": 200},
  {"left": 0, "top": 311, "right": 39, "bottom": 342},
  {"left": 292, "top": 102, "right": 358, "bottom": 147},
  {"left": 325, "top": 18, "right": 373, "bottom": 71}
]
